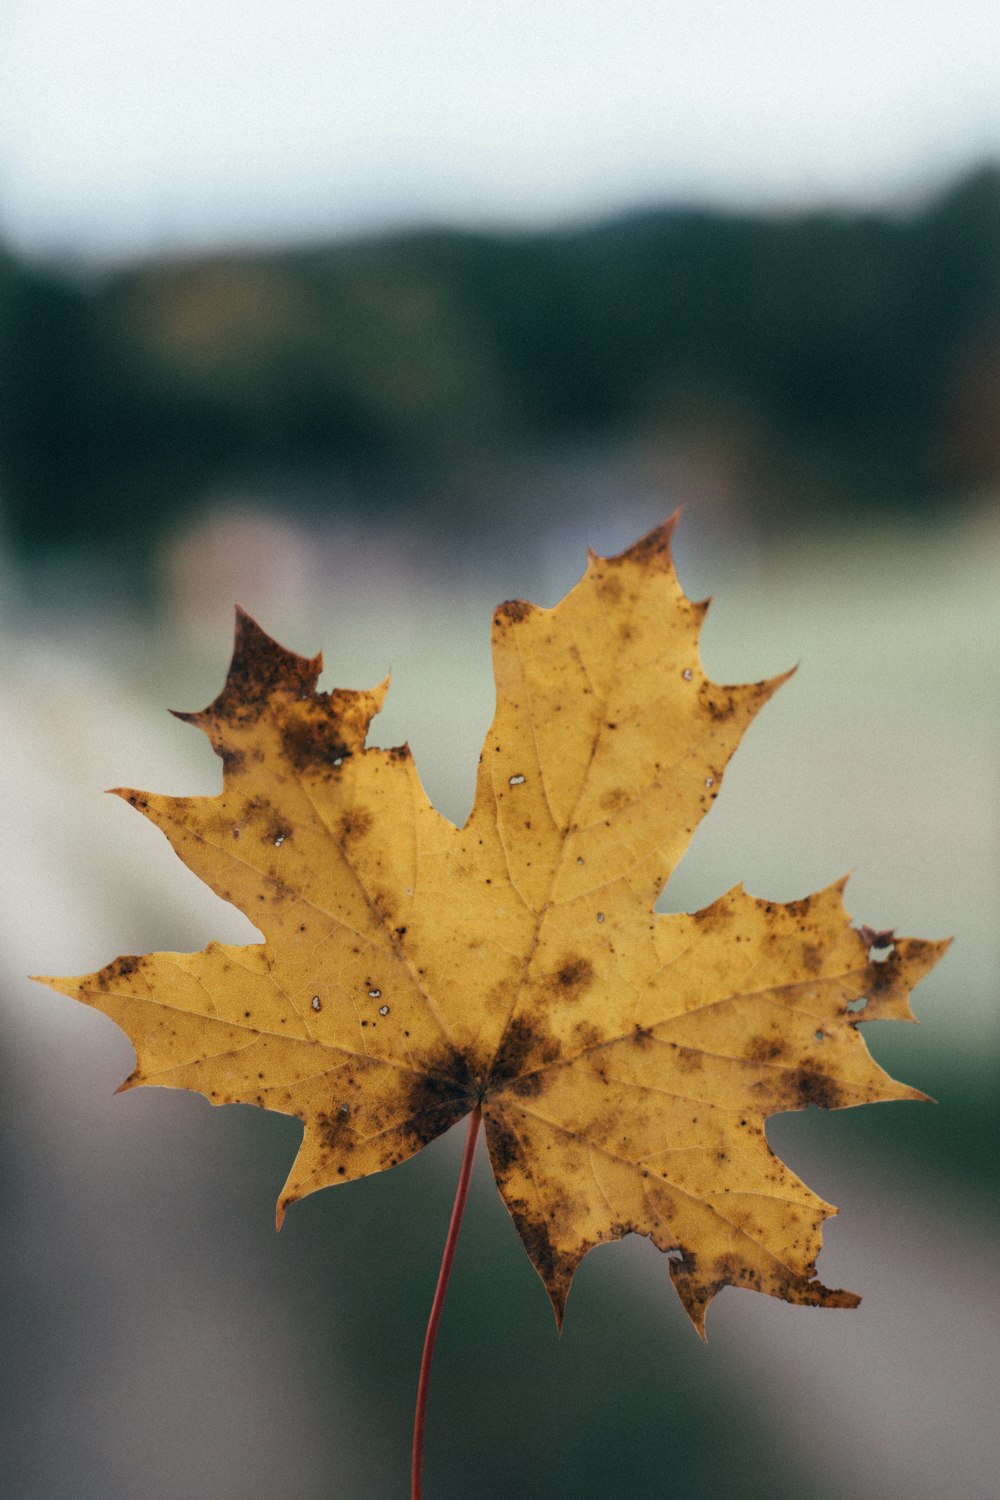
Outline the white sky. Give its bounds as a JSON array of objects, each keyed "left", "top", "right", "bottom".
[{"left": 2, "top": 0, "right": 999, "bottom": 260}]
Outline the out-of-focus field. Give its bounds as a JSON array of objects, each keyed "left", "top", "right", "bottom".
[{"left": 1, "top": 505, "right": 996, "bottom": 1499}]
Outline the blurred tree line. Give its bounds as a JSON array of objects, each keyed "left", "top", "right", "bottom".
[{"left": 1, "top": 165, "right": 998, "bottom": 558}]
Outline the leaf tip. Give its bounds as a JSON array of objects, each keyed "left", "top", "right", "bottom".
[
  {"left": 108, "top": 786, "right": 153, "bottom": 816},
  {"left": 612, "top": 514, "right": 679, "bottom": 569},
  {"left": 548, "top": 1285, "right": 569, "bottom": 1333}
]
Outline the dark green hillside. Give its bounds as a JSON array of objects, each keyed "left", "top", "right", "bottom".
[{"left": 2, "top": 165, "right": 998, "bottom": 556}]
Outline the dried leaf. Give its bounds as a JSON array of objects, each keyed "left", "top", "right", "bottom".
[{"left": 38, "top": 519, "right": 947, "bottom": 1333}]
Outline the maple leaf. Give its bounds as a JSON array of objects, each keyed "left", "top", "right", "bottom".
[{"left": 38, "top": 518, "right": 946, "bottom": 1335}]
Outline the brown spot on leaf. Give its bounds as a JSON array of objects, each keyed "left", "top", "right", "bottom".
[
  {"left": 573, "top": 1020, "right": 603, "bottom": 1049},
  {"left": 593, "top": 571, "right": 624, "bottom": 603},
  {"left": 553, "top": 955, "right": 594, "bottom": 999},
  {"left": 801, "top": 943, "right": 823, "bottom": 974},
  {"left": 869, "top": 949, "right": 902, "bottom": 993},
  {"left": 316, "top": 1106, "right": 353, "bottom": 1151},
  {"left": 793, "top": 1067, "right": 843, "bottom": 1110},
  {"left": 703, "top": 692, "right": 737, "bottom": 721},
  {"left": 783, "top": 896, "right": 814, "bottom": 919},
  {"left": 486, "top": 1115, "right": 523, "bottom": 1175},
  {"left": 211, "top": 610, "right": 320, "bottom": 721},
  {"left": 397, "top": 1046, "right": 476, "bottom": 1151},
  {"left": 496, "top": 1187, "right": 579, "bottom": 1320},
  {"left": 746, "top": 1034, "right": 787, "bottom": 1063},
  {"left": 495, "top": 599, "right": 535, "bottom": 626},
  {"left": 489, "top": 1014, "right": 560, "bottom": 1093},
  {"left": 859, "top": 924, "right": 896, "bottom": 955},
  {"left": 339, "top": 807, "right": 373, "bottom": 841},
  {"left": 509, "top": 1070, "right": 545, "bottom": 1097},
  {"left": 99, "top": 954, "right": 141, "bottom": 989},
  {"left": 618, "top": 518, "right": 676, "bottom": 567},
  {"left": 281, "top": 716, "right": 352, "bottom": 773}
]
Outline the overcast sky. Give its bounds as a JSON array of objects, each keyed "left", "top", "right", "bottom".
[{"left": 2, "top": 0, "right": 999, "bottom": 261}]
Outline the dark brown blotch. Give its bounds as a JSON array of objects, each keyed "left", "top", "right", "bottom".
[
  {"left": 485, "top": 1115, "right": 522, "bottom": 1175},
  {"left": 397, "top": 1045, "right": 476, "bottom": 1151},
  {"left": 868, "top": 949, "right": 902, "bottom": 993},
  {"left": 212, "top": 610, "right": 320, "bottom": 720},
  {"left": 495, "top": 599, "right": 535, "bottom": 626},
  {"left": 508, "top": 1071, "right": 544, "bottom": 1097},
  {"left": 502, "top": 1194, "right": 576, "bottom": 1305},
  {"left": 316, "top": 1106, "right": 353, "bottom": 1152},
  {"left": 552, "top": 955, "right": 594, "bottom": 1000},
  {"left": 703, "top": 691, "right": 737, "bottom": 721},
  {"left": 792, "top": 1066, "right": 843, "bottom": 1110},
  {"left": 488, "top": 1014, "right": 559, "bottom": 1092},
  {"left": 97, "top": 954, "right": 141, "bottom": 990},
  {"left": 281, "top": 716, "right": 352, "bottom": 773}
]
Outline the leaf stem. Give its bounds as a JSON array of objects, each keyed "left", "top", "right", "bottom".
[{"left": 411, "top": 1104, "right": 482, "bottom": 1500}]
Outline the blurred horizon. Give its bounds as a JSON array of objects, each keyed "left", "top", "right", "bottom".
[
  {"left": 4, "top": 0, "right": 1000, "bottom": 263},
  {"left": 3, "top": 153, "right": 991, "bottom": 274},
  {"left": 3, "top": 157, "right": 1000, "bottom": 590}
]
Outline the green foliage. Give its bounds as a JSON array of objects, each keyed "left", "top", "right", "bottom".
[{"left": 1, "top": 166, "right": 999, "bottom": 556}]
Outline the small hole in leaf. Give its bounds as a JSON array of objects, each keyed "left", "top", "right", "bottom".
[
  {"left": 596, "top": 912, "right": 605, "bottom": 923},
  {"left": 273, "top": 834, "right": 285, "bottom": 847},
  {"left": 379, "top": 1005, "right": 389, "bottom": 1017},
  {"left": 682, "top": 669, "right": 693, "bottom": 681},
  {"left": 814, "top": 1029, "right": 824, "bottom": 1042},
  {"left": 311, "top": 996, "right": 321, "bottom": 1012},
  {"left": 868, "top": 941, "right": 895, "bottom": 962},
  {"left": 576, "top": 856, "right": 584, "bottom": 865},
  {"left": 846, "top": 996, "right": 868, "bottom": 1014},
  {"left": 368, "top": 987, "right": 382, "bottom": 999},
  {"left": 509, "top": 774, "right": 526, "bottom": 786},
  {"left": 704, "top": 777, "right": 714, "bottom": 789}
]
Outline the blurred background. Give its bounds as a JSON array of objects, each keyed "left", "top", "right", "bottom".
[{"left": 1, "top": 4, "right": 997, "bottom": 1497}]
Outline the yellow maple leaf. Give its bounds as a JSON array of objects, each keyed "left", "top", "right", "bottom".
[{"left": 38, "top": 518, "right": 946, "bottom": 1335}]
